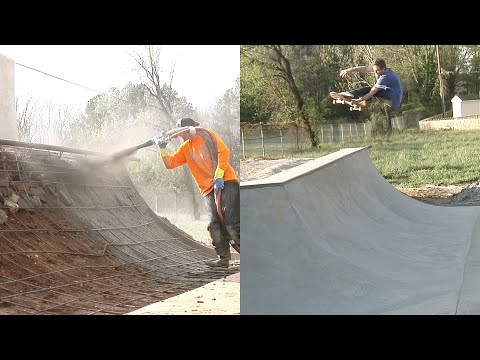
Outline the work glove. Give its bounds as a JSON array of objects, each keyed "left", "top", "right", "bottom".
[
  {"left": 213, "top": 166, "right": 225, "bottom": 196},
  {"left": 214, "top": 178, "right": 224, "bottom": 196},
  {"left": 152, "top": 134, "right": 170, "bottom": 148}
]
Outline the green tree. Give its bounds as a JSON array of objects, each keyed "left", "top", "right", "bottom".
[
  {"left": 240, "top": 48, "right": 277, "bottom": 124},
  {"left": 241, "top": 45, "right": 317, "bottom": 147}
]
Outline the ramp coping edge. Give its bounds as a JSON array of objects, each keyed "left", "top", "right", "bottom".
[{"left": 240, "top": 146, "right": 371, "bottom": 189}]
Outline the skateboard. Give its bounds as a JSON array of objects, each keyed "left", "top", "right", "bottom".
[
  {"left": 330, "top": 91, "right": 393, "bottom": 111},
  {"left": 330, "top": 91, "right": 367, "bottom": 111}
]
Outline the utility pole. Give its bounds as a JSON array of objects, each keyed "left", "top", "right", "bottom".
[{"left": 436, "top": 45, "right": 446, "bottom": 118}]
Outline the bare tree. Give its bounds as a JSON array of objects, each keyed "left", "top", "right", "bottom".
[
  {"left": 16, "top": 95, "right": 41, "bottom": 142},
  {"left": 39, "top": 101, "right": 79, "bottom": 145},
  {"left": 16, "top": 95, "right": 81, "bottom": 146},
  {"left": 130, "top": 46, "right": 177, "bottom": 126},
  {"left": 130, "top": 45, "right": 202, "bottom": 220}
]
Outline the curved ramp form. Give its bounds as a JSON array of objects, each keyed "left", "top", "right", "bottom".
[
  {"left": 241, "top": 147, "right": 480, "bottom": 314},
  {"left": 0, "top": 139, "right": 238, "bottom": 315}
]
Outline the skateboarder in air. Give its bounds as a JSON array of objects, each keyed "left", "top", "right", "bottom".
[
  {"left": 152, "top": 117, "right": 240, "bottom": 268},
  {"left": 331, "top": 58, "right": 403, "bottom": 110}
]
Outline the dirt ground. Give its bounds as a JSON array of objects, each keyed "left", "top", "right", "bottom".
[{"left": 240, "top": 157, "right": 480, "bottom": 207}]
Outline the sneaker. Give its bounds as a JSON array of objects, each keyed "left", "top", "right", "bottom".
[{"left": 338, "top": 91, "right": 353, "bottom": 98}]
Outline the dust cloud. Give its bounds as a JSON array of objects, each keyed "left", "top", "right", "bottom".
[{"left": 71, "top": 125, "right": 164, "bottom": 179}]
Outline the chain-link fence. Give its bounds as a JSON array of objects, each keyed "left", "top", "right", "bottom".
[
  {"left": 241, "top": 122, "right": 373, "bottom": 158},
  {"left": 136, "top": 185, "right": 207, "bottom": 221}
]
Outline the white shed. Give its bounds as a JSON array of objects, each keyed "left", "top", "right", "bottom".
[{"left": 451, "top": 94, "right": 480, "bottom": 118}]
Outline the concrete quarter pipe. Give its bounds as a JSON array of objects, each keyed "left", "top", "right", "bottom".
[
  {"left": 0, "top": 139, "right": 238, "bottom": 315},
  {"left": 240, "top": 147, "right": 480, "bottom": 315}
]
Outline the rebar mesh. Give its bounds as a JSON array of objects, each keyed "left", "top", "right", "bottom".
[{"left": 0, "top": 140, "right": 239, "bottom": 315}]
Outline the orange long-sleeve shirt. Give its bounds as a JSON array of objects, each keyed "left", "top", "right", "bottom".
[{"left": 161, "top": 129, "right": 238, "bottom": 196}]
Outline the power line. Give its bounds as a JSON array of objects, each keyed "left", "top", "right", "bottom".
[
  {"left": 14, "top": 61, "right": 110, "bottom": 97},
  {"left": 13, "top": 60, "right": 168, "bottom": 111},
  {"left": 14, "top": 61, "right": 162, "bottom": 110}
]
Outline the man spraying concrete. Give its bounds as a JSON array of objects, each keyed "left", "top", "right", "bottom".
[{"left": 153, "top": 117, "right": 240, "bottom": 268}]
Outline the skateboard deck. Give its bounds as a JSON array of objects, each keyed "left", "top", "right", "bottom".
[
  {"left": 330, "top": 92, "right": 393, "bottom": 111},
  {"left": 330, "top": 92, "right": 366, "bottom": 111}
]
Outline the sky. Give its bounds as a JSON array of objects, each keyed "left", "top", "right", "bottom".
[{"left": 0, "top": 45, "right": 239, "bottom": 111}]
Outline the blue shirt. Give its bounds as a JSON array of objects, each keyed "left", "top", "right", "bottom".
[{"left": 375, "top": 68, "right": 403, "bottom": 110}]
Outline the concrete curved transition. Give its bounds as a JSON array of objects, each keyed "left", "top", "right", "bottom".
[
  {"left": 240, "top": 147, "right": 480, "bottom": 315},
  {"left": 0, "top": 139, "right": 239, "bottom": 315}
]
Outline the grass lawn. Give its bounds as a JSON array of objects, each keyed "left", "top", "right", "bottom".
[
  {"left": 283, "top": 129, "right": 480, "bottom": 187},
  {"left": 168, "top": 218, "right": 212, "bottom": 247}
]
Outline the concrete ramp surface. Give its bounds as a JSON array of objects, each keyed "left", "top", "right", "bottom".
[
  {"left": 241, "top": 147, "right": 480, "bottom": 314},
  {"left": 0, "top": 140, "right": 238, "bottom": 315}
]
